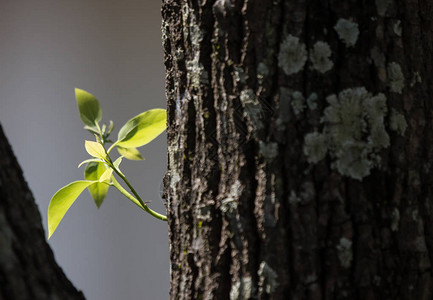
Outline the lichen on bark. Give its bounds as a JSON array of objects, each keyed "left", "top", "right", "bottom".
[
  {"left": 162, "top": 0, "right": 433, "bottom": 299},
  {"left": 304, "top": 87, "right": 390, "bottom": 180}
]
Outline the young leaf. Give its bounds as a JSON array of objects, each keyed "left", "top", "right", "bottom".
[
  {"left": 85, "top": 140, "right": 106, "bottom": 160},
  {"left": 78, "top": 158, "right": 104, "bottom": 168},
  {"left": 99, "top": 168, "right": 113, "bottom": 183},
  {"left": 84, "top": 162, "right": 110, "bottom": 208},
  {"left": 113, "top": 156, "right": 123, "bottom": 169},
  {"left": 112, "top": 156, "right": 124, "bottom": 176},
  {"left": 117, "top": 146, "right": 144, "bottom": 160},
  {"left": 83, "top": 125, "right": 99, "bottom": 135},
  {"left": 116, "top": 109, "right": 166, "bottom": 148},
  {"left": 75, "top": 88, "right": 102, "bottom": 127},
  {"left": 107, "top": 120, "right": 114, "bottom": 135},
  {"left": 48, "top": 180, "right": 96, "bottom": 239}
]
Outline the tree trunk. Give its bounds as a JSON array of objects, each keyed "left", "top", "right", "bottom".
[
  {"left": 162, "top": 0, "right": 433, "bottom": 299},
  {"left": 0, "top": 125, "right": 85, "bottom": 299}
]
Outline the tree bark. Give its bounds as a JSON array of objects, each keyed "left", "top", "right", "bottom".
[
  {"left": 0, "top": 125, "right": 85, "bottom": 300},
  {"left": 162, "top": 0, "right": 433, "bottom": 299}
]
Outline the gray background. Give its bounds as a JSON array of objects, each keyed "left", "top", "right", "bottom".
[{"left": 0, "top": 0, "right": 169, "bottom": 299}]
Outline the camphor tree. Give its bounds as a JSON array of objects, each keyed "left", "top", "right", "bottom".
[
  {"left": 0, "top": 125, "right": 85, "bottom": 299},
  {"left": 162, "top": 0, "right": 433, "bottom": 299},
  {"left": 1, "top": 0, "right": 433, "bottom": 299}
]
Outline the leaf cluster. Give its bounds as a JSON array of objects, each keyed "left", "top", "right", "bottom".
[{"left": 47, "top": 88, "right": 167, "bottom": 238}]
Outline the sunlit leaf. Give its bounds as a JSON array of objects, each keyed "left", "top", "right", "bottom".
[
  {"left": 116, "top": 109, "right": 166, "bottom": 148},
  {"left": 75, "top": 88, "right": 102, "bottom": 127},
  {"left": 83, "top": 125, "right": 99, "bottom": 135},
  {"left": 48, "top": 180, "right": 96, "bottom": 239},
  {"left": 84, "top": 162, "right": 110, "bottom": 208},
  {"left": 107, "top": 120, "right": 114, "bottom": 135},
  {"left": 117, "top": 146, "right": 144, "bottom": 160},
  {"left": 113, "top": 156, "right": 123, "bottom": 169},
  {"left": 78, "top": 158, "right": 104, "bottom": 168},
  {"left": 94, "top": 134, "right": 102, "bottom": 144},
  {"left": 85, "top": 140, "right": 106, "bottom": 160},
  {"left": 112, "top": 156, "right": 124, "bottom": 176},
  {"left": 99, "top": 168, "right": 113, "bottom": 183}
]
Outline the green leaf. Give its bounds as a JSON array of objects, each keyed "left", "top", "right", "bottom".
[
  {"left": 85, "top": 140, "right": 106, "bottom": 159},
  {"left": 48, "top": 180, "right": 96, "bottom": 239},
  {"left": 94, "top": 134, "right": 102, "bottom": 144},
  {"left": 107, "top": 120, "right": 114, "bottom": 135},
  {"left": 116, "top": 109, "right": 166, "bottom": 148},
  {"left": 78, "top": 158, "right": 104, "bottom": 168},
  {"left": 75, "top": 88, "right": 102, "bottom": 127},
  {"left": 112, "top": 156, "right": 124, "bottom": 175},
  {"left": 113, "top": 156, "right": 123, "bottom": 169},
  {"left": 99, "top": 168, "right": 113, "bottom": 183},
  {"left": 84, "top": 162, "right": 110, "bottom": 208},
  {"left": 117, "top": 146, "right": 144, "bottom": 160},
  {"left": 83, "top": 125, "right": 99, "bottom": 135}
]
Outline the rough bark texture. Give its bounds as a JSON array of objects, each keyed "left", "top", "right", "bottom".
[
  {"left": 0, "top": 125, "right": 85, "bottom": 300},
  {"left": 162, "top": 0, "right": 433, "bottom": 299}
]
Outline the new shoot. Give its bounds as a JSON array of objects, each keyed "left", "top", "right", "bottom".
[{"left": 47, "top": 88, "right": 167, "bottom": 239}]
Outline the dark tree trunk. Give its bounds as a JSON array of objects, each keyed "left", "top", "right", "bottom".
[
  {"left": 162, "top": 0, "right": 433, "bottom": 299},
  {"left": 0, "top": 125, "right": 85, "bottom": 300}
]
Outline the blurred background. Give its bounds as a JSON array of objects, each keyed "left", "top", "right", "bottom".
[{"left": 0, "top": 0, "right": 169, "bottom": 299}]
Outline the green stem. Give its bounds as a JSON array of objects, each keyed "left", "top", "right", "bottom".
[
  {"left": 107, "top": 141, "right": 118, "bottom": 154},
  {"left": 95, "top": 122, "right": 104, "bottom": 144},
  {"left": 111, "top": 166, "right": 167, "bottom": 222},
  {"left": 111, "top": 177, "right": 145, "bottom": 211}
]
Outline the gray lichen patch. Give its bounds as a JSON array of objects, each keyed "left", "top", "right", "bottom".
[
  {"left": 310, "top": 41, "right": 333, "bottom": 73},
  {"left": 263, "top": 193, "right": 278, "bottom": 227},
  {"left": 257, "top": 62, "right": 270, "bottom": 84},
  {"left": 363, "top": 93, "right": 389, "bottom": 148},
  {"left": 174, "top": 49, "right": 185, "bottom": 61},
  {"left": 307, "top": 93, "right": 318, "bottom": 110},
  {"left": 389, "top": 108, "right": 407, "bottom": 136},
  {"left": 410, "top": 72, "right": 422, "bottom": 87},
  {"left": 336, "top": 238, "right": 353, "bottom": 268},
  {"left": 259, "top": 142, "right": 279, "bottom": 160},
  {"left": 334, "top": 19, "right": 359, "bottom": 47},
  {"left": 375, "top": 0, "right": 391, "bottom": 16},
  {"left": 288, "top": 190, "right": 302, "bottom": 205},
  {"left": 335, "top": 141, "right": 373, "bottom": 180},
  {"left": 190, "top": 24, "right": 203, "bottom": 48},
  {"left": 161, "top": 19, "right": 169, "bottom": 43},
  {"left": 258, "top": 262, "right": 279, "bottom": 294},
  {"left": 234, "top": 67, "right": 246, "bottom": 84},
  {"left": 186, "top": 57, "right": 209, "bottom": 90},
  {"left": 240, "top": 89, "right": 264, "bottom": 130},
  {"left": 387, "top": 62, "right": 405, "bottom": 94},
  {"left": 278, "top": 34, "right": 307, "bottom": 75},
  {"left": 230, "top": 276, "right": 255, "bottom": 300},
  {"left": 168, "top": 138, "right": 182, "bottom": 204},
  {"left": 291, "top": 91, "right": 306, "bottom": 115},
  {"left": 300, "top": 182, "right": 316, "bottom": 203},
  {"left": 303, "top": 132, "right": 328, "bottom": 163},
  {"left": 220, "top": 180, "right": 242, "bottom": 217},
  {"left": 393, "top": 20, "right": 402, "bottom": 36},
  {"left": 304, "top": 88, "right": 390, "bottom": 180}
]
